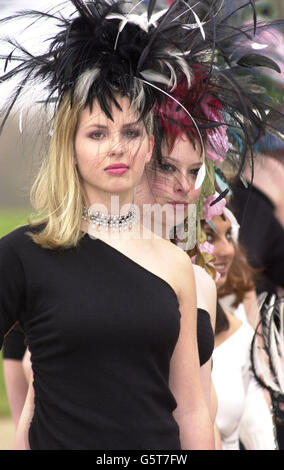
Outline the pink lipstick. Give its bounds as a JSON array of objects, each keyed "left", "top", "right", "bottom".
[{"left": 105, "top": 163, "right": 129, "bottom": 175}]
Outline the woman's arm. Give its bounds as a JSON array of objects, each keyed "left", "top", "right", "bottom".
[
  {"left": 169, "top": 250, "right": 215, "bottom": 450},
  {"left": 193, "top": 264, "right": 217, "bottom": 332},
  {"left": 242, "top": 289, "right": 260, "bottom": 329},
  {"left": 199, "top": 360, "right": 214, "bottom": 420},
  {"left": 12, "top": 350, "right": 34, "bottom": 450},
  {"left": 214, "top": 423, "right": 223, "bottom": 450},
  {"left": 3, "top": 359, "right": 28, "bottom": 428},
  {"left": 193, "top": 264, "right": 217, "bottom": 422},
  {"left": 14, "top": 379, "right": 34, "bottom": 450},
  {"left": 2, "top": 326, "right": 29, "bottom": 428}
]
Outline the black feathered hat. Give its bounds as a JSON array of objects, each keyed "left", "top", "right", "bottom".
[
  {"left": 0, "top": 0, "right": 283, "bottom": 178},
  {"left": 0, "top": 0, "right": 200, "bottom": 129}
]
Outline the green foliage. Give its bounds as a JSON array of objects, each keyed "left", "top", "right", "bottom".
[{"left": 0, "top": 209, "right": 30, "bottom": 238}]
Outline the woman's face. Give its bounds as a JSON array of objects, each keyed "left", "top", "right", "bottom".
[
  {"left": 74, "top": 96, "right": 153, "bottom": 205},
  {"left": 143, "top": 133, "right": 205, "bottom": 228},
  {"left": 150, "top": 132, "right": 204, "bottom": 201},
  {"left": 203, "top": 214, "right": 235, "bottom": 288}
]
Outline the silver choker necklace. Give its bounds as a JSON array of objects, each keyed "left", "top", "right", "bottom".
[{"left": 82, "top": 205, "right": 136, "bottom": 232}]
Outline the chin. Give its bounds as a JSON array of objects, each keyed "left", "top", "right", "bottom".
[
  {"left": 102, "top": 178, "right": 134, "bottom": 194},
  {"left": 216, "top": 274, "right": 228, "bottom": 289}
]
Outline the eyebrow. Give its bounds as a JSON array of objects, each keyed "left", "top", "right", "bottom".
[
  {"left": 203, "top": 224, "right": 215, "bottom": 233},
  {"left": 161, "top": 156, "right": 203, "bottom": 168},
  {"left": 204, "top": 223, "right": 232, "bottom": 233},
  {"left": 85, "top": 121, "right": 142, "bottom": 130}
]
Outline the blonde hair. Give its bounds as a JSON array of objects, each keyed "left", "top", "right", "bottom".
[
  {"left": 28, "top": 94, "right": 85, "bottom": 249},
  {"left": 28, "top": 92, "right": 153, "bottom": 249}
]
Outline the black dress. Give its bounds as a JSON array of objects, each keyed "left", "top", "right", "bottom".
[
  {"left": 0, "top": 226, "right": 181, "bottom": 450},
  {"left": 197, "top": 308, "right": 214, "bottom": 367},
  {"left": 3, "top": 309, "right": 214, "bottom": 366},
  {"left": 231, "top": 181, "right": 284, "bottom": 295}
]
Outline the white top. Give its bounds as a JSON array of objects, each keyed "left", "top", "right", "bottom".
[
  {"left": 219, "top": 295, "right": 247, "bottom": 321},
  {"left": 212, "top": 319, "right": 276, "bottom": 450}
]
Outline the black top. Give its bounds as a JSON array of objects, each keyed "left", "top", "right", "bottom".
[
  {"left": 3, "top": 309, "right": 213, "bottom": 366},
  {"left": 197, "top": 308, "right": 214, "bottom": 366},
  {"left": 2, "top": 323, "right": 27, "bottom": 360},
  {"left": 0, "top": 226, "right": 181, "bottom": 450},
  {"left": 231, "top": 182, "right": 284, "bottom": 295}
]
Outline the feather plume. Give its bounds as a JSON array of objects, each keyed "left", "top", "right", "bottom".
[
  {"left": 0, "top": 0, "right": 284, "bottom": 185},
  {"left": 250, "top": 294, "right": 284, "bottom": 408},
  {"left": 0, "top": 0, "right": 199, "bottom": 127}
]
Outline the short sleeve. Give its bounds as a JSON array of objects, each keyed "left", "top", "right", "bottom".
[
  {"left": 2, "top": 323, "right": 27, "bottom": 360},
  {"left": 0, "top": 235, "right": 26, "bottom": 350}
]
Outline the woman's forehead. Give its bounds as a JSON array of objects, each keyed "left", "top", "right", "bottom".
[
  {"left": 78, "top": 96, "right": 140, "bottom": 126},
  {"left": 209, "top": 215, "right": 232, "bottom": 232},
  {"left": 161, "top": 134, "right": 204, "bottom": 166}
]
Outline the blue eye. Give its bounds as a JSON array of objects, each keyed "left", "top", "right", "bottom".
[
  {"left": 159, "top": 162, "right": 176, "bottom": 172},
  {"left": 90, "top": 131, "right": 105, "bottom": 140},
  {"left": 123, "top": 129, "right": 141, "bottom": 138},
  {"left": 188, "top": 168, "right": 200, "bottom": 179}
]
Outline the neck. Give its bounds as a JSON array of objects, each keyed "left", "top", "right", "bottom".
[{"left": 85, "top": 188, "right": 135, "bottom": 216}]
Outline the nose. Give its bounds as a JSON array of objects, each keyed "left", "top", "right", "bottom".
[
  {"left": 109, "top": 131, "right": 124, "bottom": 157},
  {"left": 214, "top": 237, "right": 234, "bottom": 261},
  {"left": 173, "top": 173, "right": 191, "bottom": 196}
]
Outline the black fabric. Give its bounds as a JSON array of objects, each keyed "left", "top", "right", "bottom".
[
  {"left": 230, "top": 181, "right": 284, "bottom": 295},
  {"left": 2, "top": 307, "right": 214, "bottom": 367},
  {"left": 197, "top": 308, "right": 214, "bottom": 366},
  {"left": 2, "top": 323, "right": 27, "bottom": 360},
  {"left": 0, "top": 226, "right": 181, "bottom": 450},
  {"left": 276, "top": 423, "right": 284, "bottom": 450}
]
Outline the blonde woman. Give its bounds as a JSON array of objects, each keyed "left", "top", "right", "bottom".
[
  {"left": 0, "top": 1, "right": 215, "bottom": 450},
  {"left": 1, "top": 0, "right": 282, "bottom": 451}
]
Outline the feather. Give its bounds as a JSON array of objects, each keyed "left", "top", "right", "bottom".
[
  {"left": 183, "top": 2, "right": 206, "bottom": 40},
  {"left": 140, "top": 69, "right": 172, "bottom": 87},
  {"left": 209, "top": 188, "right": 229, "bottom": 206},
  {"left": 147, "top": 0, "right": 158, "bottom": 22},
  {"left": 162, "top": 60, "right": 177, "bottom": 91},
  {"left": 251, "top": 294, "right": 284, "bottom": 396},
  {"left": 176, "top": 56, "right": 193, "bottom": 89},
  {"left": 251, "top": 42, "right": 268, "bottom": 50},
  {"left": 141, "top": 76, "right": 205, "bottom": 154},
  {"left": 3, "top": 49, "right": 15, "bottom": 73},
  {"left": 237, "top": 53, "right": 281, "bottom": 73},
  {"left": 74, "top": 68, "right": 100, "bottom": 106},
  {"left": 19, "top": 110, "right": 23, "bottom": 134},
  {"left": 194, "top": 161, "right": 206, "bottom": 190},
  {"left": 0, "top": 0, "right": 284, "bottom": 186},
  {"left": 70, "top": 0, "right": 94, "bottom": 20}
]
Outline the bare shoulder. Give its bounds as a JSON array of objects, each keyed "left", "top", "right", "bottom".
[
  {"left": 226, "top": 311, "right": 243, "bottom": 335},
  {"left": 151, "top": 237, "right": 193, "bottom": 270},
  {"left": 192, "top": 264, "right": 217, "bottom": 327},
  {"left": 150, "top": 238, "right": 194, "bottom": 299},
  {"left": 192, "top": 264, "right": 216, "bottom": 292},
  {"left": 140, "top": 226, "right": 190, "bottom": 267}
]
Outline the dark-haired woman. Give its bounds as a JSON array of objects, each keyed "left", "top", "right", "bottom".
[{"left": 202, "top": 210, "right": 276, "bottom": 450}]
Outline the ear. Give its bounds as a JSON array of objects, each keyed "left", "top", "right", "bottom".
[{"left": 145, "top": 135, "right": 154, "bottom": 164}]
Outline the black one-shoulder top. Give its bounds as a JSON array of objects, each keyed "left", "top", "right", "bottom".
[{"left": 0, "top": 227, "right": 181, "bottom": 450}]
